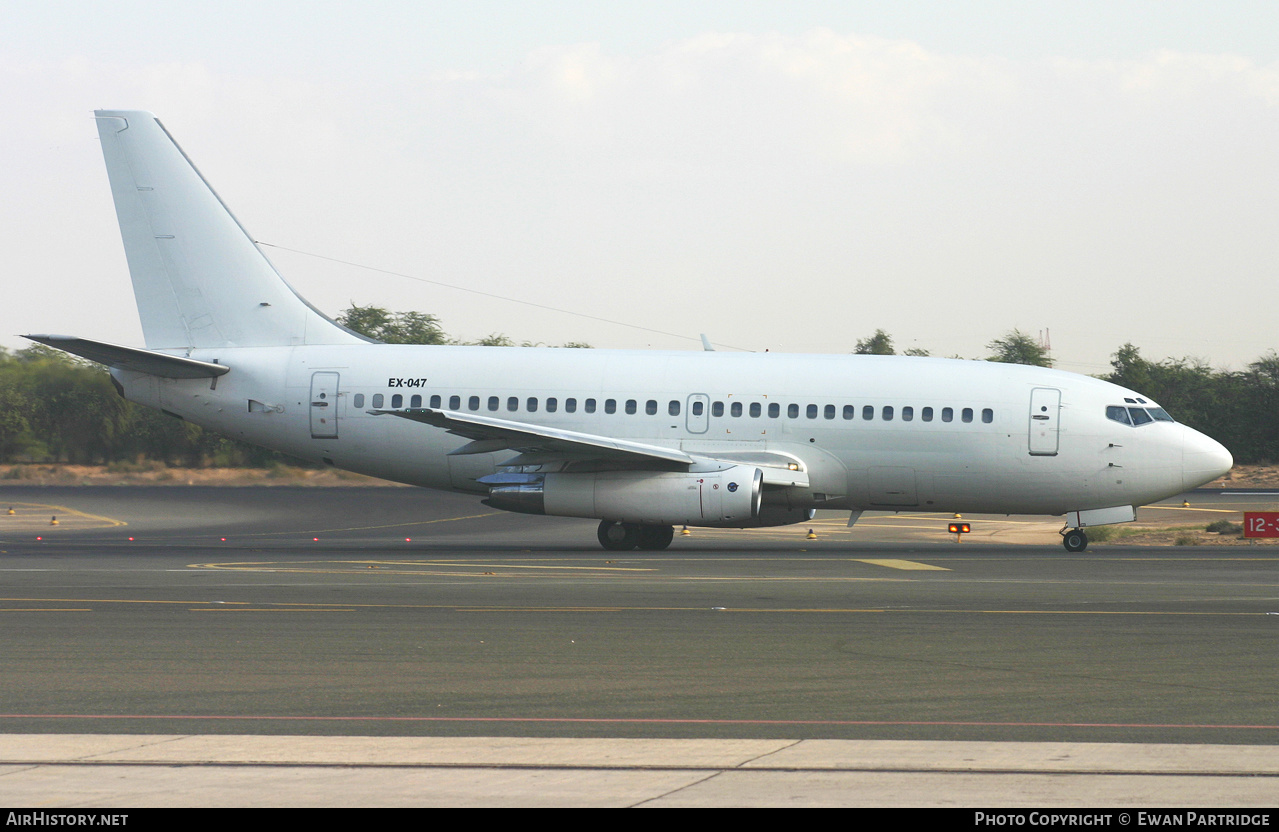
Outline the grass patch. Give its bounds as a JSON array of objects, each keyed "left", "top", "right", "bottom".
[{"left": 1085, "top": 525, "right": 1119, "bottom": 542}]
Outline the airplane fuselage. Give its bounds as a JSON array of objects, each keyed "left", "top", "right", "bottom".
[{"left": 112, "top": 345, "right": 1225, "bottom": 518}]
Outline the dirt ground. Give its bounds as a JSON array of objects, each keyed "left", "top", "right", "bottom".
[
  {"left": 0, "top": 463, "right": 401, "bottom": 487},
  {"left": 1202, "top": 463, "right": 1279, "bottom": 489}
]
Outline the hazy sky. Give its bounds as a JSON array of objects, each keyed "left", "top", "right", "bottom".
[{"left": 4, "top": 1, "right": 1278, "bottom": 374}]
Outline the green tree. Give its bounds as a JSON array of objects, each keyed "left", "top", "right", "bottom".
[
  {"left": 853, "top": 329, "right": 895, "bottom": 355},
  {"left": 987, "top": 329, "right": 1052, "bottom": 367},
  {"left": 470, "top": 333, "right": 516, "bottom": 347},
  {"left": 336, "top": 305, "right": 448, "bottom": 345},
  {"left": 0, "top": 352, "right": 33, "bottom": 459},
  {"left": 2, "top": 345, "right": 129, "bottom": 463},
  {"left": 334, "top": 305, "right": 590, "bottom": 348},
  {"left": 1107, "top": 343, "right": 1153, "bottom": 393},
  {"left": 1238, "top": 352, "right": 1279, "bottom": 462}
]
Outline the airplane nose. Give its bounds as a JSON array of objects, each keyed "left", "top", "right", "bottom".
[{"left": 1181, "top": 425, "right": 1233, "bottom": 490}]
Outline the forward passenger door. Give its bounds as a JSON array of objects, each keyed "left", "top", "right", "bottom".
[{"left": 1028, "top": 387, "right": 1061, "bottom": 456}]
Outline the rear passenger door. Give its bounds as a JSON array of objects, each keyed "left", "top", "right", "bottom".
[{"left": 310, "top": 372, "right": 340, "bottom": 439}]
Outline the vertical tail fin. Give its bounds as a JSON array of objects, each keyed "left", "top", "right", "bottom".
[{"left": 94, "top": 110, "right": 365, "bottom": 349}]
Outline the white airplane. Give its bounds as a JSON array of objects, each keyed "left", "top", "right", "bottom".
[{"left": 27, "top": 110, "right": 1233, "bottom": 552}]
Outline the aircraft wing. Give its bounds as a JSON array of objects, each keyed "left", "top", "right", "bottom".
[
  {"left": 23, "top": 335, "right": 230, "bottom": 379},
  {"left": 373, "top": 408, "right": 695, "bottom": 468}
]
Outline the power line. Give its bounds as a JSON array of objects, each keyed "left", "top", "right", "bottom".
[{"left": 255, "top": 241, "right": 750, "bottom": 351}]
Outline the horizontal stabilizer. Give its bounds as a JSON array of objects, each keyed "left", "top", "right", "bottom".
[
  {"left": 23, "top": 335, "right": 229, "bottom": 379},
  {"left": 372, "top": 408, "right": 694, "bottom": 467}
]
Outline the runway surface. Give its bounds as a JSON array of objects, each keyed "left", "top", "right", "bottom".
[{"left": 0, "top": 485, "right": 1276, "bottom": 804}]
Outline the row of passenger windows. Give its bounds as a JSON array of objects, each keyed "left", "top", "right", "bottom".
[{"left": 352, "top": 392, "right": 994, "bottom": 424}]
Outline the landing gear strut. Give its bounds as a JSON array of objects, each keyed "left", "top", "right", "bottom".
[
  {"left": 1061, "top": 527, "right": 1088, "bottom": 552},
  {"left": 597, "top": 520, "right": 674, "bottom": 551}
]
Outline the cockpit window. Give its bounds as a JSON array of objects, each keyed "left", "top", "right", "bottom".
[
  {"left": 1106, "top": 405, "right": 1132, "bottom": 426},
  {"left": 1108, "top": 404, "right": 1175, "bottom": 426},
  {"left": 1128, "top": 407, "right": 1153, "bottom": 426}
]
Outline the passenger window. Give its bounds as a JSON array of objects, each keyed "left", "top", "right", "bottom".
[
  {"left": 731, "top": 402, "right": 743, "bottom": 417},
  {"left": 527, "top": 397, "right": 538, "bottom": 412},
  {"left": 669, "top": 400, "right": 680, "bottom": 416},
  {"left": 507, "top": 396, "right": 518, "bottom": 412},
  {"left": 807, "top": 404, "right": 818, "bottom": 419},
  {"left": 488, "top": 396, "right": 499, "bottom": 411},
  {"left": 824, "top": 404, "right": 835, "bottom": 420},
  {"left": 962, "top": 408, "right": 973, "bottom": 423},
  {"left": 788, "top": 403, "right": 799, "bottom": 419},
  {"left": 902, "top": 406, "right": 913, "bottom": 422},
  {"left": 372, "top": 393, "right": 384, "bottom": 408},
  {"left": 585, "top": 398, "right": 597, "bottom": 413},
  {"left": 469, "top": 396, "right": 480, "bottom": 411},
  {"left": 768, "top": 403, "right": 780, "bottom": 418},
  {"left": 605, "top": 399, "right": 617, "bottom": 414},
  {"left": 625, "top": 399, "right": 637, "bottom": 415},
  {"left": 430, "top": 395, "right": 441, "bottom": 408},
  {"left": 449, "top": 395, "right": 460, "bottom": 410},
  {"left": 392, "top": 394, "right": 403, "bottom": 408},
  {"left": 411, "top": 394, "right": 422, "bottom": 408},
  {"left": 942, "top": 407, "right": 953, "bottom": 422},
  {"left": 863, "top": 405, "right": 874, "bottom": 420},
  {"left": 712, "top": 402, "right": 724, "bottom": 417},
  {"left": 982, "top": 408, "right": 993, "bottom": 424},
  {"left": 566, "top": 398, "right": 577, "bottom": 413},
  {"left": 693, "top": 401, "right": 704, "bottom": 416},
  {"left": 882, "top": 406, "right": 894, "bottom": 421},
  {"left": 750, "top": 402, "right": 761, "bottom": 418},
  {"left": 546, "top": 397, "right": 558, "bottom": 413},
  {"left": 353, "top": 393, "right": 365, "bottom": 408},
  {"left": 922, "top": 407, "right": 933, "bottom": 422},
  {"left": 843, "top": 405, "right": 855, "bottom": 420},
  {"left": 645, "top": 400, "right": 657, "bottom": 415}
]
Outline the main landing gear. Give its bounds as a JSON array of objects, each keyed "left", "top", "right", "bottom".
[
  {"left": 597, "top": 520, "right": 675, "bottom": 551},
  {"left": 1061, "top": 527, "right": 1088, "bottom": 552}
]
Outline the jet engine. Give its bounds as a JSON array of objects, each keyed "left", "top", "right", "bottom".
[{"left": 484, "top": 465, "right": 764, "bottom": 527}]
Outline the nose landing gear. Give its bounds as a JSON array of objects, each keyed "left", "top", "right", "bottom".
[{"left": 1061, "top": 527, "right": 1088, "bottom": 552}]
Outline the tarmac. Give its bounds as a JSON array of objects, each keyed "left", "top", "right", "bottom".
[{"left": 1, "top": 485, "right": 1276, "bottom": 806}]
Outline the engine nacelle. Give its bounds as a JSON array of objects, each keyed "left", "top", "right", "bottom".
[{"left": 485, "top": 465, "right": 763, "bottom": 526}]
